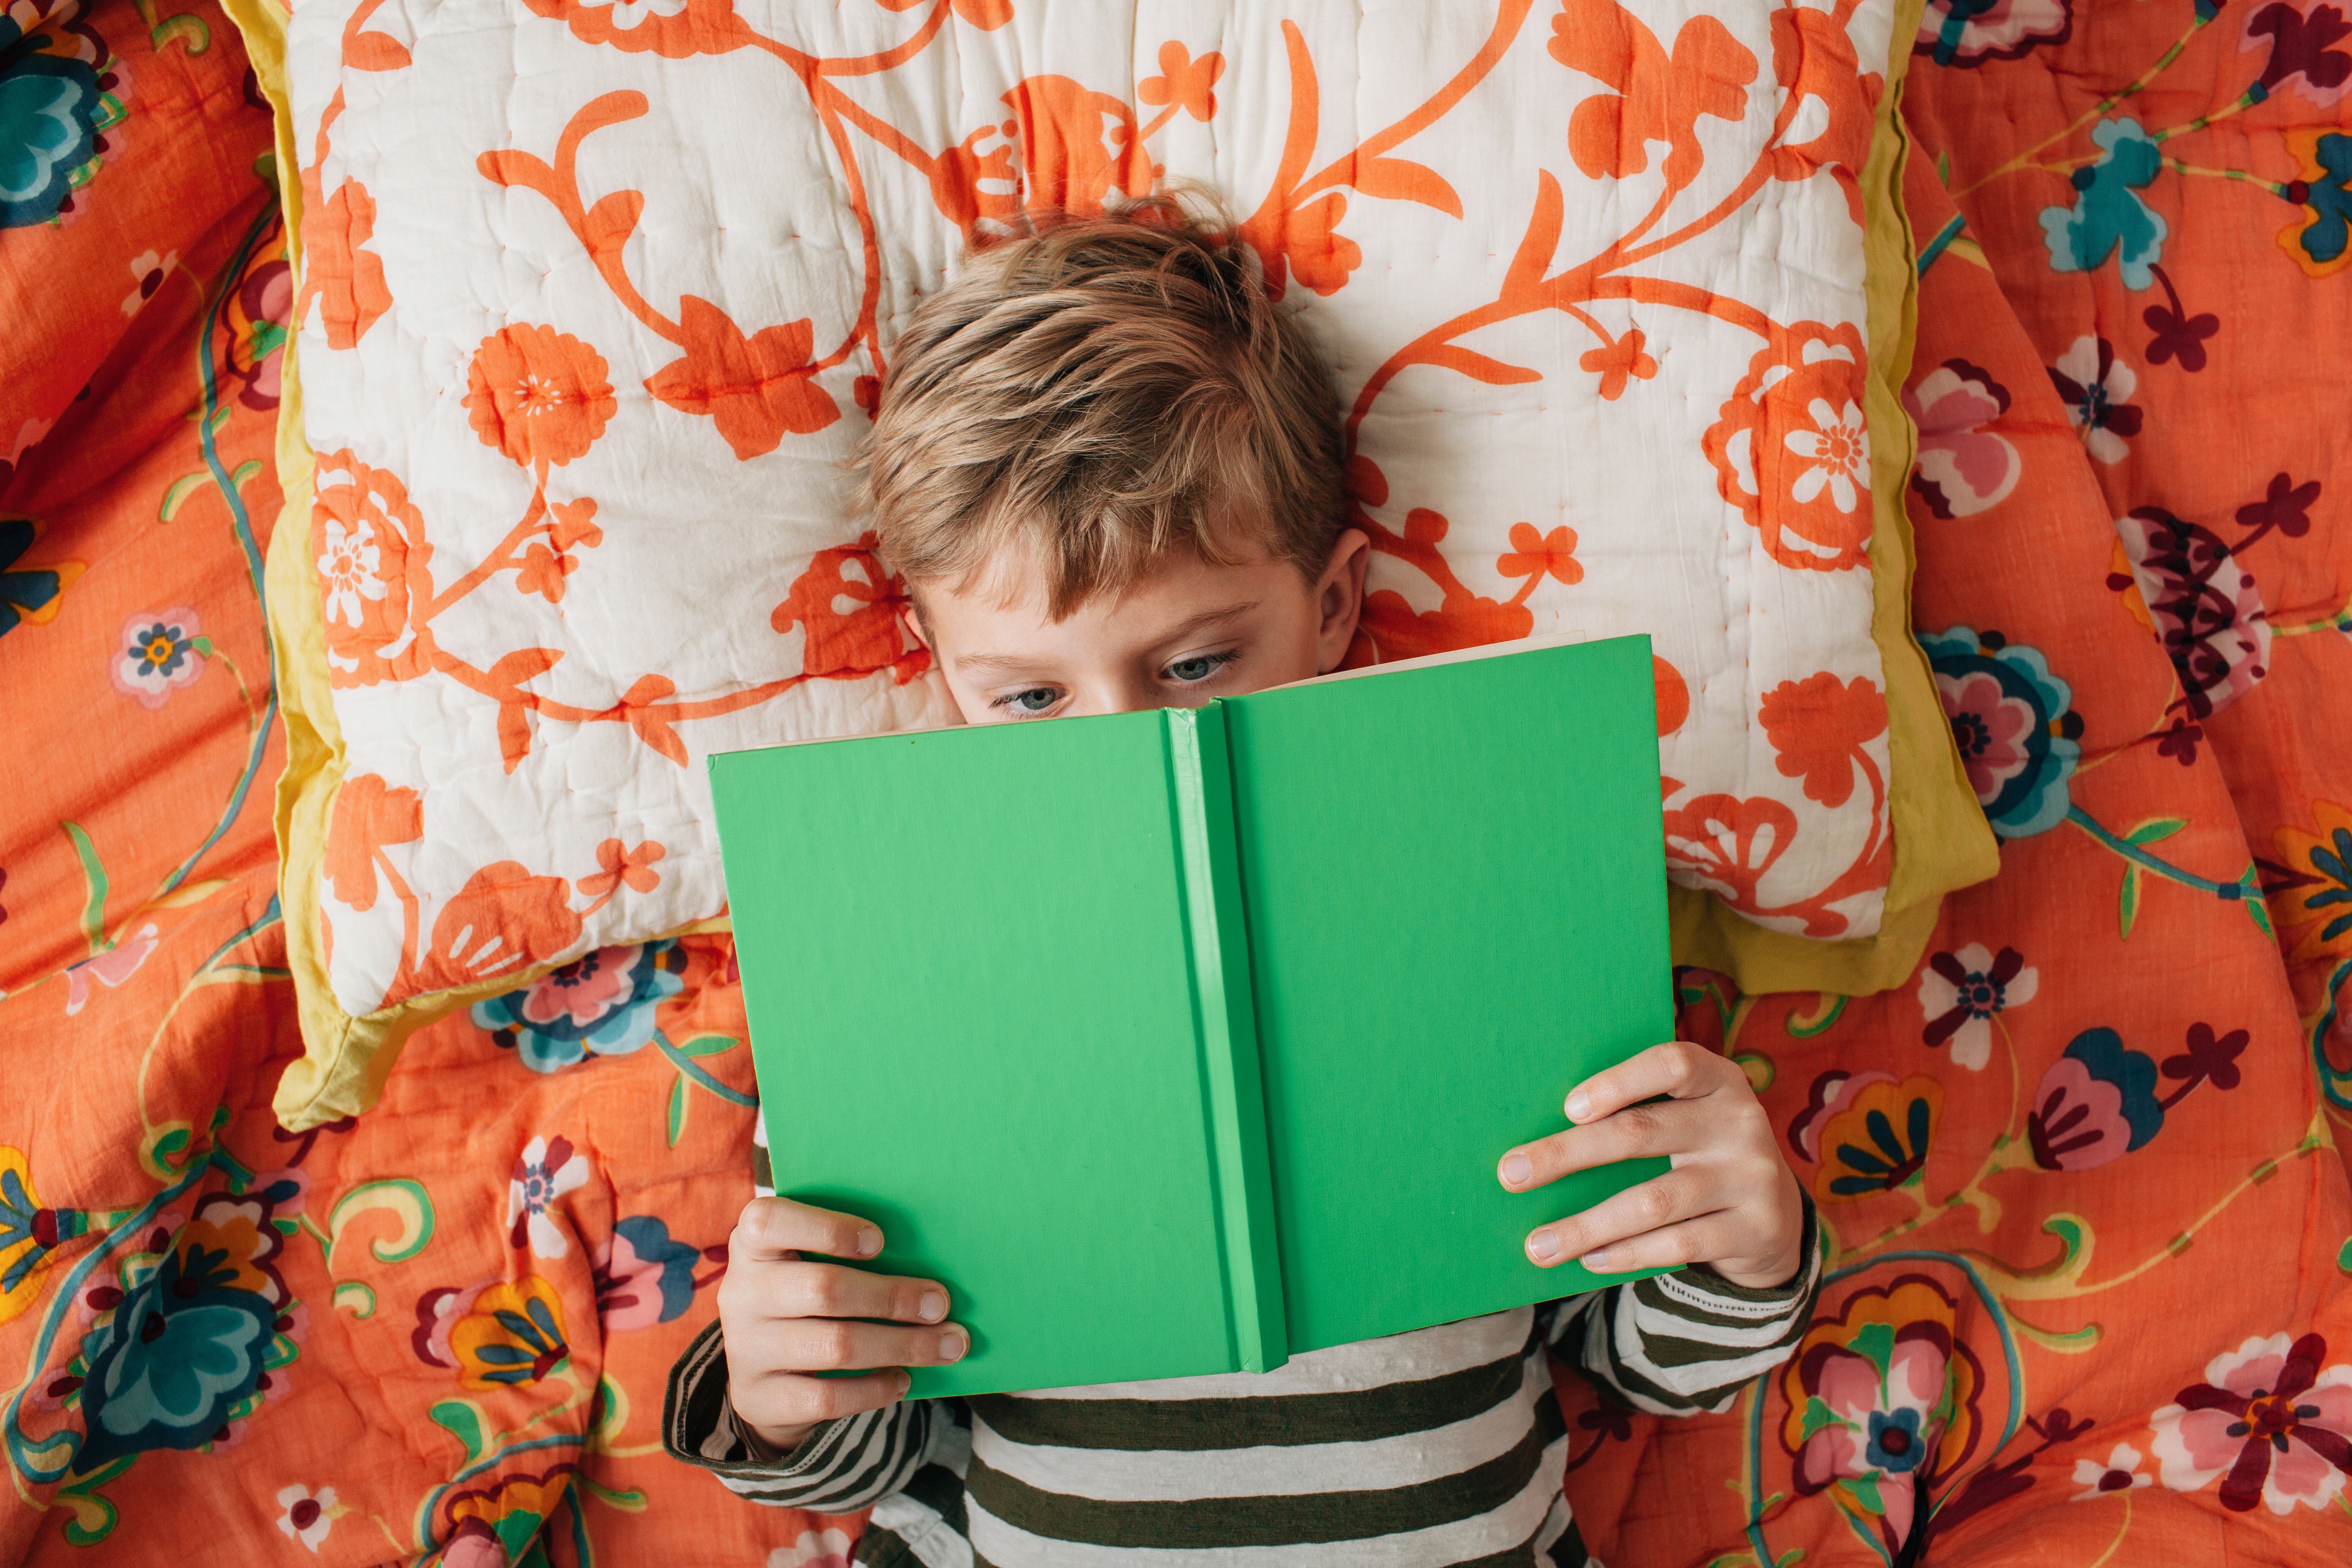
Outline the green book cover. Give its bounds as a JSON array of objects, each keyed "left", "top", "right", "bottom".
[{"left": 709, "top": 633, "right": 1672, "bottom": 1398}]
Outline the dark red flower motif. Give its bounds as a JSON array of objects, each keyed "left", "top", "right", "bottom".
[
  {"left": 2155, "top": 718, "right": 2203, "bottom": 765},
  {"left": 2142, "top": 264, "right": 2218, "bottom": 371},
  {"left": 2247, "top": 3, "right": 2352, "bottom": 102},
  {"left": 2236, "top": 471, "right": 2320, "bottom": 547},
  {"left": 2161, "top": 1021, "right": 2249, "bottom": 1099}
]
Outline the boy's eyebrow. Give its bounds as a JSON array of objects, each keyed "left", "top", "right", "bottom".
[{"left": 954, "top": 602, "right": 1261, "bottom": 676}]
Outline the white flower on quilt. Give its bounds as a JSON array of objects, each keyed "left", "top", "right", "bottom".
[
  {"left": 1916, "top": 942, "right": 2037, "bottom": 1071},
  {"left": 2071, "top": 1442, "right": 2153, "bottom": 1501},
  {"left": 2048, "top": 335, "right": 2142, "bottom": 466},
  {"left": 121, "top": 250, "right": 177, "bottom": 316},
  {"left": 317, "top": 516, "right": 385, "bottom": 628},
  {"left": 274, "top": 1483, "right": 340, "bottom": 1551},
  {"left": 506, "top": 1135, "right": 589, "bottom": 1259},
  {"left": 1781, "top": 397, "right": 1872, "bottom": 513},
  {"left": 770, "top": 1527, "right": 854, "bottom": 1568},
  {"left": 583, "top": 0, "right": 689, "bottom": 30}
]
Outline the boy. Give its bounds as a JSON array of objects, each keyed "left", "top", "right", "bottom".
[{"left": 665, "top": 198, "right": 1819, "bottom": 1565}]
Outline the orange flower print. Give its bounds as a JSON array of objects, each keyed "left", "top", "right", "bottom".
[
  {"left": 397, "top": 863, "right": 586, "bottom": 1002},
  {"left": 1663, "top": 791, "right": 1800, "bottom": 912},
  {"left": 311, "top": 452, "right": 433, "bottom": 687},
  {"left": 1551, "top": 0, "right": 1757, "bottom": 190},
  {"left": 1580, "top": 328, "right": 1657, "bottom": 401},
  {"left": 1003, "top": 76, "right": 1152, "bottom": 216},
  {"left": 1702, "top": 324, "right": 1877, "bottom": 573},
  {"left": 521, "top": 0, "right": 750, "bottom": 59},
  {"left": 1273, "top": 192, "right": 1362, "bottom": 298},
  {"left": 1765, "top": 4, "right": 1883, "bottom": 227},
  {"left": 515, "top": 543, "right": 577, "bottom": 603},
  {"left": 579, "top": 838, "right": 665, "bottom": 898},
  {"left": 463, "top": 325, "right": 618, "bottom": 473},
  {"left": 295, "top": 174, "right": 392, "bottom": 350},
  {"left": 1140, "top": 41, "right": 1224, "bottom": 122},
  {"left": 645, "top": 299, "right": 838, "bottom": 461},
  {"left": 324, "top": 774, "right": 423, "bottom": 912},
  {"left": 1761, "top": 673, "right": 1888, "bottom": 808},
  {"left": 771, "top": 533, "right": 931, "bottom": 683},
  {"left": 931, "top": 126, "right": 1023, "bottom": 230},
  {"left": 1785, "top": 397, "right": 1871, "bottom": 514},
  {"left": 1497, "top": 523, "right": 1583, "bottom": 589}
]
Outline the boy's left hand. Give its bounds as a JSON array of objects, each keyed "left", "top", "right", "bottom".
[{"left": 1498, "top": 1041, "right": 1805, "bottom": 1290}]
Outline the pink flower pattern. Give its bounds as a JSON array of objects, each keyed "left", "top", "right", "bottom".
[
  {"left": 2151, "top": 1332, "right": 2352, "bottom": 1515},
  {"left": 506, "top": 1136, "right": 589, "bottom": 1259},
  {"left": 1904, "top": 360, "right": 2021, "bottom": 519},
  {"left": 1934, "top": 670, "right": 2035, "bottom": 802}
]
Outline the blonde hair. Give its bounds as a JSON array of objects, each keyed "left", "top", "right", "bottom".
[{"left": 853, "top": 194, "right": 1348, "bottom": 617}]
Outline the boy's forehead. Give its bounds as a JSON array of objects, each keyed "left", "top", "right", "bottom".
[{"left": 914, "top": 541, "right": 1296, "bottom": 657}]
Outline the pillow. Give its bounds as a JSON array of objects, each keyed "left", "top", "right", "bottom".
[{"left": 240, "top": 0, "right": 1991, "bottom": 1126}]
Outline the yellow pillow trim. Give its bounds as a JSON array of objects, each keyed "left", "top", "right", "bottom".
[
  {"left": 226, "top": 0, "right": 731, "bottom": 1127},
  {"left": 1668, "top": 0, "right": 1999, "bottom": 996}
]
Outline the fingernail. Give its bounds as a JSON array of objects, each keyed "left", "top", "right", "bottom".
[
  {"left": 918, "top": 1291, "right": 946, "bottom": 1323},
  {"left": 1527, "top": 1230, "right": 1560, "bottom": 1262},
  {"left": 1565, "top": 1091, "right": 1591, "bottom": 1121},
  {"left": 855, "top": 1227, "right": 882, "bottom": 1257},
  {"left": 895, "top": 1370, "right": 911, "bottom": 1396},
  {"left": 1501, "top": 1154, "right": 1532, "bottom": 1189},
  {"left": 939, "top": 1331, "right": 967, "bottom": 1362},
  {"left": 1585, "top": 1248, "right": 1615, "bottom": 1271}
]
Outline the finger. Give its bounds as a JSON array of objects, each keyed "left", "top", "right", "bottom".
[
  {"left": 754, "top": 1262, "right": 951, "bottom": 1326},
  {"left": 764, "top": 1316, "right": 972, "bottom": 1375},
  {"left": 731, "top": 1197, "right": 884, "bottom": 1263},
  {"left": 1563, "top": 1042, "right": 1735, "bottom": 1124},
  {"left": 1522, "top": 1168, "right": 1726, "bottom": 1267},
  {"left": 1499, "top": 1098, "right": 1712, "bottom": 1191},
  {"left": 733, "top": 1368, "right": 911, "bottom": 1433},
  {"left": 1570, "top": 1212, "right": 1755, "bottom": 1276}
]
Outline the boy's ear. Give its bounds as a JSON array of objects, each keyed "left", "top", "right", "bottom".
[
  {"left": 900, "top": 600, "right": 931, "bottom": 652},
  {"left": 1313, "top": 528, "right": 1371, "bottom": 675}
]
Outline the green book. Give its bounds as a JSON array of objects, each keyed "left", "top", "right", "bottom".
[{"left": 709, "top": 633, "right": 1673, "bottom": 1398}]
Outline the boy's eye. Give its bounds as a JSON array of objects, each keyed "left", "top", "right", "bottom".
[
  {"left": 998, "top": 687, "right": 1060, "bottom": 714},
  {"left": 1164, "top": 650, "right": 1238, "bottom": 684}
]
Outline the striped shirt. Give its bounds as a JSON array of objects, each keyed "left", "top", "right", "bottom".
[{"left": 664, "top": 1119, "right": 1821, "bottom": 1566}]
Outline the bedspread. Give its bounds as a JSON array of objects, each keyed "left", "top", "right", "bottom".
[{"left": 3, "top": 1, "right": 2349, "bottom": 1565}]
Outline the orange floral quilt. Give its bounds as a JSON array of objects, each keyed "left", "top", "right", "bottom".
[{"left": 4, "top": 1, "right": 2351, "bottom": 1565}]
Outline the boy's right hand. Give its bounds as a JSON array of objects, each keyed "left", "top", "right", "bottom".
[{"left": 717, "top": 1197, "right": 969, "bottom": 1455}]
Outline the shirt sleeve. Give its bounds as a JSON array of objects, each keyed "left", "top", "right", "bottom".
[
  {"left": 661, "top": 1318, "right": 949, "bottom": 1511},
  {"left": 1543, "top": 1191, "right": 1824, "bottom": 1416}
]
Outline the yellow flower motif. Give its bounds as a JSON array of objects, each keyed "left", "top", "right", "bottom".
[
  {"left": 1, "top": 1146, "right": 83, "bottom": 1327},
  {"left": 449, "top": 1277, "right": 571, "bottom": 1391},
  {"left": 2271, "top": 800, "right": 2352, "bottom": 965}
]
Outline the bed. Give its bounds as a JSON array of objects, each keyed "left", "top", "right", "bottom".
[{"left": 3, "top": 1, "right": 2348, "bottom": 1563}]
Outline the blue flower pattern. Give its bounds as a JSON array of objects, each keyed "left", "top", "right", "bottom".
[
  {"left": 0, "top": 17, "right": 102, "bottom": 229},
  {"left": 472, "top": 940, "right": 689, "bottom": 1073},
  {"left": 2039, "top": 118, "right": 2168, "bottom": 289},
  {"left": 1921, "top": 626, "right": 2083, "bottom": 839},
  {"left": 74, "top": 1238, "right": 276, "bottom": 1470}
]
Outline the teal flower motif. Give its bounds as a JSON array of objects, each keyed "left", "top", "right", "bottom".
[
  {"left": 472, "top": 939, "right": 688, "bottom": 1073},
  {"left": 1921, "top": 627, "right": 2082, "bottom": 839},
  {"left": 73, "top": 1241, "right": 276, "bottom": 1469},
  {"left": 2040, "top": 118, "right": 2169, "bottom": 290},
  {"left": 0, "top": 517, "right": 73, "bottom": 637},
  {"left": 2285, "top": 131, "right": 2352, "bottom": 273},
  {"left": 0, "top": 50, "right": 101, "bottom": 229}
]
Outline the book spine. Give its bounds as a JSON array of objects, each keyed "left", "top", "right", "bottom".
[{"left": 1165, "top": 707, "right": 1289, "bottom": 1374}]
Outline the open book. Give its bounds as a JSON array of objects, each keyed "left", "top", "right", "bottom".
[{"left": 709, "top": 633, "right": 1671, "bottom": 1397}]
